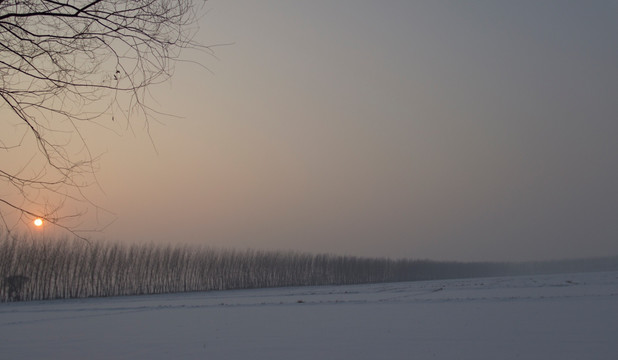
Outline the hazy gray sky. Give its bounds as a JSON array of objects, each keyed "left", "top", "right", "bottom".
[{"left": 61, "top": 0, "right": 618, "bottom": 261}]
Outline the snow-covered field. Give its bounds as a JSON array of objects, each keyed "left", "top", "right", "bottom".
[{"left": 1, "top": 271, "right": 617, "bottom": 359}]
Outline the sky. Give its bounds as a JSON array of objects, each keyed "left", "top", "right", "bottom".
[{"left": 5, "top": 0, "right": 618, "bottom": 262}]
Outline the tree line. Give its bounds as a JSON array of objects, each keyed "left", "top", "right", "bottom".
[{"left": 2, "top": 233, "right": 617, "bottom": 302}]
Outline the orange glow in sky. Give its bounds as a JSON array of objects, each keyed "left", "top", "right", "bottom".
[{"left": 33, "top": 218, "right": 43, "bottom": 227}]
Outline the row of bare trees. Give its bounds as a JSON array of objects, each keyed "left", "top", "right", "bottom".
[
  {"left": 3, "top": 233, "right": 617, "bottom": 302},
  {"left": 0, "top": 235, "right": 424, "bottom": 301}
]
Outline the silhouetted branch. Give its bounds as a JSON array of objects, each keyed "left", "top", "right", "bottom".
[{"left": 0, "top": 0, "right": 210, "bottom": 237}]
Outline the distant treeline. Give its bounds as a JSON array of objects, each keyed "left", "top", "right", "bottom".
[{"left": 2, "top": 233, "right": 618, "bottom": 302}]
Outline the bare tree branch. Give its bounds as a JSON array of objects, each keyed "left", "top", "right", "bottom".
[{"left": 0, "top": 0, "right": 211, "bottom": 239}]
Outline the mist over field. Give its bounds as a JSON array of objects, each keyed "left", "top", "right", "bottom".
[
  {"left": 101, "top": 0, "right": 617, "bottom": 262},
  {"left": 4, "top": 1, "right": 615, "bottom": 263}
]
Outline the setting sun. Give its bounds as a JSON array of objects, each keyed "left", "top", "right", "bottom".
[{"left": 33, "top": 218, "right": 43, "bottom": 227}]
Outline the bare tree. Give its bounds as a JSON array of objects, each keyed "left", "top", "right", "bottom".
[{"left": 0, "top": 0, "right": 208, "bottom": 237}]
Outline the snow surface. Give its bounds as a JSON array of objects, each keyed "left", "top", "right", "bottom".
[{"left": 1, "top": 271, "right": 617, "bottom": 359}]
